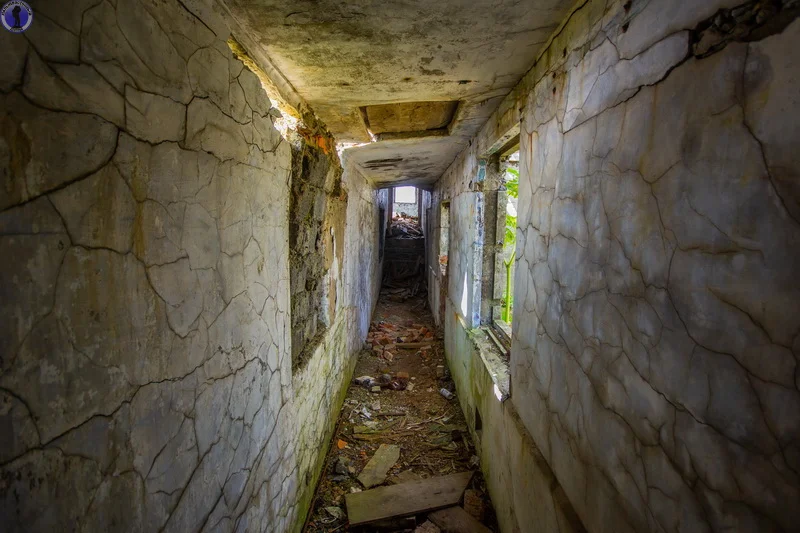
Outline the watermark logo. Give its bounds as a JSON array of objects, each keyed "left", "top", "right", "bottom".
[{"left": 2, "top": 1, "right": 32, "bottom": 33}]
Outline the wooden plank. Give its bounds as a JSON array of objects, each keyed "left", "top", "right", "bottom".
[
  {"left": 428, "top": 506, "right": 492, "bottom": 533},
  {"left": 346, "top": 471, "right": 473, "bottom": 526},
  {"left": 358, "top": 444, "right": 400, "bottom": 488}
]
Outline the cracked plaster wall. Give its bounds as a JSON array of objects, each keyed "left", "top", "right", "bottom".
[
  {"left": 428, "top": 0, "right": 800, "bottom": 532},
  {"left": 0, "top": 1, "right": 384, "bottom": 531}
]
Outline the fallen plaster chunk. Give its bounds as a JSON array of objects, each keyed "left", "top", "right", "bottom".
[{"left": 358, "top": 444, "right": 401, "bottom": 488}]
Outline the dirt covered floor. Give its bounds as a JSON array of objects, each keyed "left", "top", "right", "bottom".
[{"left": 303, "top": 289, "right": 498, "bottom": 532}]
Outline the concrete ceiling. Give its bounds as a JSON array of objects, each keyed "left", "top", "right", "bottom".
[{"left": 223, "top": 0, "right": 574, "bottom": 188}]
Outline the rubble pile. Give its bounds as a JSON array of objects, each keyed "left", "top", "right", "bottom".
[
  {"left": 383, "top": 214, "right": 426, "bottom": 300},
  {"left": 387, "top": 214, "right": 423, "bottom": 238},
  {"left": 366, "top": 321, "right": 434, "bottom": 362}
]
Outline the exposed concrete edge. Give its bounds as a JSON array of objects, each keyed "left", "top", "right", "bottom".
[
  {"left": 227, "top": 36, "right": 303, "bottom": 122},
  {"left": 375, "top": 129, "right": 450, "bottom": 142},
  {"left": 215, "top": 1, "right": 307, "bottom": 116},
  {"left": 215, "top": 0, "right": 358, "bottom": 166},
  {"left": 467, "top": 327, "right": 511, "bottom": 401},
  {"left": 479, "top": 123, "right": 520, "bottom": 159}
]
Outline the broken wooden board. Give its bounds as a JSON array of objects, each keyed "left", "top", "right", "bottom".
[
  {"left": 428, "top": 506, "right": 492, "bottom": 533},
  {"left": 358, "top": 444, "right": 400, "bottom": 488},
  {"left": 346, "top": 471, "right": 473, "bottom": 526}
]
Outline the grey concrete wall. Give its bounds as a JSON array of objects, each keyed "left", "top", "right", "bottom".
[
  {"left": 0, "top": 1, "right": 383, "bottom": 531},
  {"left": 394, "top": 201, "right": 418, "bottom": 217},
  {"left": 427, "top": 1, "right": 800, "bottom": 532}
]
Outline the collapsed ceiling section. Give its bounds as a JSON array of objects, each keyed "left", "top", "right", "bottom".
[
  {"left": 363, "top": 101, "right": 459, "bottom": 136},
  {"left": 221, "top": 0, "right": 574, "bottom": 188}
]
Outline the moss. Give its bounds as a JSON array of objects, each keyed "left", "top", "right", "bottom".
[{"left": 290, "top": 330, "right": 359, "bottom": 532}]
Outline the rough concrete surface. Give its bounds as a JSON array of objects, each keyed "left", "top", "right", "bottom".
[
  {"left": 2, "top": 0, "right": 799, "bottom": 532},
  {"left": 427, "top": 1, "right": 800, "bottom": 532},
  {"left": 0, "top": 1, "right": 384, "bottom": 532},
  {"left": 221, "top": 0, "right": 575, "bottom": 187}
]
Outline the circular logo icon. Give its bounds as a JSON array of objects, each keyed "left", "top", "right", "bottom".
[{"left": 2, "top": 1, "right": 32, "bottom": 33}]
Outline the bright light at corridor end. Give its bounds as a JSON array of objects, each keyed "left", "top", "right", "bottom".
[{"left": 395, "top": 186, "right": 417, "bottom": 203}]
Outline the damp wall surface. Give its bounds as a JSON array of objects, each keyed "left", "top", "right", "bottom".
[
  {"left": 0, "top": 1, "right": 384, "bottom": 531},
  {"left": 427, "top": 0, "right": 800, "bottom": 532}
]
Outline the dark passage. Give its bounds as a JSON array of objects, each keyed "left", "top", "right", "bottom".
[{"left": 303, "top": 211, "right": 497, "bottom": 532}]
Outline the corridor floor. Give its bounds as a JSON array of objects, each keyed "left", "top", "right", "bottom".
[{"left": 304, "top": 288, "right": 497, "bottom": 532}]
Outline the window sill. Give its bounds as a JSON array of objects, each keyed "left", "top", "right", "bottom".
[
  {"left": 468, "top": 327, "right": 511, "bottom": 402},
  {"left": 492, "top": 319, "right": 512, "bottom": 347}
]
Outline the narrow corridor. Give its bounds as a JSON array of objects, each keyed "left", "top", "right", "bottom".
[
  {"left": 1, "top": 1, "right": 798, "bottom": 532},
  {"left": 302, "top": 210, "right": 494, "bottom": 532}
]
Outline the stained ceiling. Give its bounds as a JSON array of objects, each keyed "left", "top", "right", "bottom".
[{"left": 223, "top": 0, "right": 574, "bottom": 188}]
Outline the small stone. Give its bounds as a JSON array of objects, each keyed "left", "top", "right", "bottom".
[
  {"left": 355, "top": 376, "right": 376, "bottom": 388},
  {"left": 325, "top": 506, "right": 345, "bottom": 520},
  {"left": 334, "top": 456, "right": 350, "bottom": 475},
  {"left": 371, "top": 401, "right": 381, "bottom": 411},
  {"left": 406, "top": 383, "right": 415, "bottom": 392}
]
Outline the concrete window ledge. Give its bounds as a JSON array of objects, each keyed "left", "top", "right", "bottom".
[{"left": 467, "top": 326, "right": 511, "bottom": 401}]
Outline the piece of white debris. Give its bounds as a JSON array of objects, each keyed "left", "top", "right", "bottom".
[{"left": 325, "top": 506, "right": 345, "bottom": 520}]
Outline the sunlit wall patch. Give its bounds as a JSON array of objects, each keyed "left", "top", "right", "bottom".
[{"left": 1, "top": 0, "right": 32, "bottom": 33}]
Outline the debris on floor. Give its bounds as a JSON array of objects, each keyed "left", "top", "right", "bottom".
[
  {"left": 382, "top": 214, "right": 426, "bottom": 301},
  {"left": 387, "top": 214, "right": 423, "bottom": 238},
  {"left": 463, "top": 489, "right": 486, "bottom": 522},
  {"left": 358, "top": 444, "right": 401, "bottom": 488},
  {"left": 303, "top": 287, "right": 498, "bottom": 532},
  {"left": 345, "top": 471, "right": 473, "bottom": 526}
]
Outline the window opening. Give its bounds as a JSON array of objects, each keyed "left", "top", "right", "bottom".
[
  {"left": 498, "top": 150, "right": 519, "bottom": 325},
  {"left": 439, "top": 201, "right": 450, "bottom": 277},
  {"left": 393, "top": 186, "right": 418, "bottom": 217}
]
